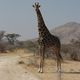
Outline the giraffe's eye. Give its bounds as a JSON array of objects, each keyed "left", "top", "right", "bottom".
[
  {"left": 32, "top": 5, "right": 35, "bottom": 7},
  {"left": 39, "top": 5, "right": 40, "bottom": 7}
]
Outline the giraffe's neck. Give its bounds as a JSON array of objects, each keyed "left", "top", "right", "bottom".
[{"left": 36, "top": 9, "right": 50, "bottom": 37}]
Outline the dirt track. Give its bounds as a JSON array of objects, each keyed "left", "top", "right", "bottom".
[
  {"left": 0, "top": 53, "right": 40, "bottom": 80},
  {"left": 0, "top": 50, "right": 80, "bottom": 80}
]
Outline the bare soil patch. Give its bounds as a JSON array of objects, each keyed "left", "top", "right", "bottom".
[{"left": 19, "top": 49, "right": 80, "bottom": 80}]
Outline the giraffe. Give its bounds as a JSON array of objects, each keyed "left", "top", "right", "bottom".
[{"left": 33, "top": 2, "right": 62, "bottom": 73}]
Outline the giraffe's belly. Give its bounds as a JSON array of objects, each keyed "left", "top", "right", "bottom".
[
  {"left": 42, "top": 38, "right": 54, "bottom": 46},
  {"left": 41, "top": 36, "right": 60, "bottom": 48}
]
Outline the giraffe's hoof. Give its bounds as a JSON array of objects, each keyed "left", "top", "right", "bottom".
[
  {"left": 38, "top": 70, "right": 43, "bottom": 73},
  {"left": 38, "top": 69, "right": 43, "bottom": 73},
  {"left": 57, "top": 69, "right": 61, "bottom": 73},
  {"left": 38, "top": 70, "right": 40, "bottom": 73},
  {"left": 38, "top": 68, "right": 40, "bottom": 73}
]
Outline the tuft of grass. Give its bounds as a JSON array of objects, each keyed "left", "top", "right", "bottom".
[{"left": 18, "top": 61, "right": 24, "bottom": 64}]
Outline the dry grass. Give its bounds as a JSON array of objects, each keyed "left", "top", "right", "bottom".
[
  {"left": 18, "top": 49, "right": 80, "bottom": 80},
  {"left": 1, "top": 49, "right": 80, "bottom": 80}
]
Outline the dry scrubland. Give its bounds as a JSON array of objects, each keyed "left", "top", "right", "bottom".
[
  {"left": 0, "top": 49, "right": 80, "bottom": 80},
  {"left": 14, "top": 49, "right": 80, "bottom": 80}
]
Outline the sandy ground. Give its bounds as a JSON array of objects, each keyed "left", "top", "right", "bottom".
[
  {"left": 0, "top": 49, "right": 80, "bottom": 80},
  {"left": 0, "top": 51, "right": 40, "bottom": 80},
  {"left": 19, "top": 49, "right": 80, "bottom": 80}
]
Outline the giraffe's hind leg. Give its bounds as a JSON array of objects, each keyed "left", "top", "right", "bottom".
[
  {"left": 57, "top": 54, "right": 61, "bottom": 72},
  {"left": 52, "top": 48, "right": 61, "bottom": 72}
]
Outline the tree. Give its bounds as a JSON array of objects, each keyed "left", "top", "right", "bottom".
[
  {"left": 0, "top": 31, "right": 7, "bottom": 53},
  {"left": 0, "top": 31, "right": 5, "bottom": 41},
  {"left": 5, "top": 33, "right": 21, "bottom": 45}
]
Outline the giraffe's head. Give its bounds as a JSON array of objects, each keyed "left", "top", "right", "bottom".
[{"left": 32, "top": 2, "right": 41, "bottom": 11}]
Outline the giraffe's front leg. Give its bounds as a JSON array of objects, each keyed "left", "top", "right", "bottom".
[
  {"left": 38, "top": 57, "right": 41, "bottom": 73},
  {"left": 38, "top": 56, "right": 44, "bottom": 73},
  {"left": 38, "top": 45, "right": 42, "bottom": 73},
  {"left": 38, "top": 45, "right": 45, "bottom": 73}
]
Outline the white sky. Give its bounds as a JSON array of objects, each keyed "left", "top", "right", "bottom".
[{"left": 0, "top": 0, "right": 80, "bottom": 40}]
